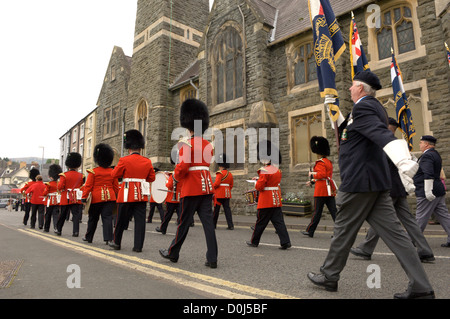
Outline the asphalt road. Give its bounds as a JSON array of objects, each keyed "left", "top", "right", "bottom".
[{"left": 0, "top": 207, "right": 449, "bottom": 303}]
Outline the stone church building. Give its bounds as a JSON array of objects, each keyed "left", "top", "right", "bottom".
[{"left": 62, "top": 0, "right": 450, "bottom": 212}]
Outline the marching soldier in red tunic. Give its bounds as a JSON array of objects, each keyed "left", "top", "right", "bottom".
[
  {"left": 302, "top": 136, "right": 337, "bottom": 237},
  {"left": 21, "top": 167, "right": 40, "bottom": 226},
  {"left": 25, "top": 174, "right": 47, "bottom": 229},
  {"left": 159, "top": 98, "right": 218, "bottom": 268},
  {"left": 82, "top": 143, "right": 119, "bottom": 244},
  {"left": 212, "top": 153, "right": 234, "bottom": 229},
  {"left": 56, "top": 152, "right": 84, "bottom": 236},
  {"left": 156, "top": 155, "right": 182, "bottom": 235},
  {"left": 43, "top": 164, "right": 62, "bottom": 232},
  {"left": 247, "top": 140, "right": 291, "bottom": 249},
  {"left": 109, "top": 130, "right": 155, "bottom": 252}
]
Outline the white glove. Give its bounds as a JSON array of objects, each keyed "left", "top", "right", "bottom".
[
  {"left": 399, "top": 173, "right": 415, "bottom": 195},
  {"left": 324, "top": 95, "right": 336, "bottom": 105},
  {"left": 324, "top": 95, "right": 345, "bottom": 129},
  {"left": 383, "top": 139, "right": 419, "bottom": 178},
  {"left": 424, "top": 179, "right": 436, "bottom": 201}
]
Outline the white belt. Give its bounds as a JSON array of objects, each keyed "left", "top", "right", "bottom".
[
  {"left": 47, "top": 192, "right": 58, "bottom": 196},
  {"left": 123, "top": 178, "right": 146, "bottom": 183},
  {"left": 263, "top": 187, "right": 279, "bottom": 191},
  {"left": 188, "top": 166, "right": 209, "bottom": 171},
  {"left": 219, "top": 183, "right": 230, "bottom": 187}
]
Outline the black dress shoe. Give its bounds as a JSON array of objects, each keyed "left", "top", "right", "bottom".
[
  {"left": 350, "top": 247, "right": 372, "bottom": 260},
  {"left": 246, "top": 241, "right": 258, "bottom": 247},
  {"left": 441, "top": 242, "right": 450, "bottom": 248},
  {"left": 72, "top": 232, "right": 79, "bottom": 237},
  {"left": 279, "top": 243, "right": 292, "bottom": 250},
  {"left": 307, "top": 272, "right": 338, "bottom": 292},
  {"left": 155, "top": 227, "right": 166, "bottom": 235},
  {"left": 132, "top": 247, "right": 142, "bottom": 252},
  {"left": 108, "top": 242, "right": 121, "bottom": 250},
  {"left": 82, "top": 237, "right": 92, "bottom": 243},
  {"left": 159, "top": 249, "right": 178, "bottom": 262},
  {"left": 394, "top": 290, "right": 435, "bottom": 299},
  {"left": 301, "top": 231, "right": 313, "bottom": 237},
  {"left": 205, "top": 261, "right": 217, "bottom": 268},
  {"left": 419, "top": 254, "right": 435, "bottom": 263}
]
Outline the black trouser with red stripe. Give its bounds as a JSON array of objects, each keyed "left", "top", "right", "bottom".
[
  {"left": 250, "top": 207, "right": 290, "bottom": 246},
  {"left": 44, "top": 205, "right": 59, "bottom": 232},
  {"left": 213, "top": 198, "right": 234, "bottom": 229},
  {"left": 159, "top": 202, "right": 180, "bottom": 233},
  {"left": 114, "top": 202, "right": 146, "bottom": 250},
  {"left": 85, "top": 201, "right": 115, "bottom": 242},
  {"left": 168, "top": 195, "right": 217, "bottom": 263},
  {"left": 305, "top": 196, "right": 337, "bottom": 236}
]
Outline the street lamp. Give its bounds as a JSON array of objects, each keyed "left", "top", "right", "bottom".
[{"left": 39, "top": 146, "right": 44, "bottom": 172}]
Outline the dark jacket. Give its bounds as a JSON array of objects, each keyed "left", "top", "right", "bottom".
[
  {"left": 413, "top": 148, "right": 446, "bottom": 198},
  {"left": 339, "top": 96, "right": 397, "bottom": 193}
]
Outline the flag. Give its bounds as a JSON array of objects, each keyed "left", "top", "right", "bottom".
[
  {"left": 350, "top": 12, "right": 370, "bottom": 79},
  {"left": 446, "top": 42, "right": 450, "bottom": 67},
  {"left": 391, "top": 51, "right": 416, "bottom": 151},
  {"left": 308, "top": 0, "right": 346, "bottom": 128}
]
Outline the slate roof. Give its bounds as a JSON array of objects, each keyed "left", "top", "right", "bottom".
[{"left": 248, "top": 0, "right": 373, "bottom": 45}]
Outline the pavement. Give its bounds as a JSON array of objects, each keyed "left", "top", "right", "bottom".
[{"left": 214, "top": 211, "right": 448, "bottom": 237}]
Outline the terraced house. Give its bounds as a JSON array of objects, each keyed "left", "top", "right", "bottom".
[{"left": 61, "top": 0, "right": 450, "bottom": 212}]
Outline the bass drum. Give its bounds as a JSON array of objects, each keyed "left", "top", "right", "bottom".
[{"left": 151, "top": 171, "right": 169, "bottom": 203}]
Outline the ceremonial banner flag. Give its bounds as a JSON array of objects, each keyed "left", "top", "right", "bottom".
[
  {"left": 446, "top": 42, "right": 450, "bottom": 67},
  {"left": 350, "top": 12, "right": 370, "bottom": 79},
  {"left": 391, "top": 51, "right": 416, "bottom": 151},
  {"left": 308, "top": 0, "right": 346, "bottom": 129}
]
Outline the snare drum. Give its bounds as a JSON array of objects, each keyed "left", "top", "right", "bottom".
[{"left": 243, "top": 189, "right": 259, "bottom": 206}]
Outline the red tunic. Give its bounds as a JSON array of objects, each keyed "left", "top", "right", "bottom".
[
  {"left": 174, "top": 136, "right": 214, "bottom": 198},
  {"left": 254, "top": 165, "right": 282, "bottom": 209},
  {"left": 25, "top": 180, "right": 47, "bottom": 205},
  {"left": 111, "top": 153, "right": 155, "bottom": 203},
  {"left": 311, "top": 158, "right": 336, "bottom": 197},
  {"left": 43, "top": 180, "right": 59, "bottom": 206},
  {"left": 21, "top": 181, "right": 35, "bottom": 203},
  {"left": 165, "top": 173, "right": 182, "bottom": 203},
  {"left": 213, "top": 169, "right": 233, "bottom": 199},
  {"left": 82, "top": 167, "right": 119, "bottom": 204},
  {"left": 57, "top": 170, "right": 84, "bottom": 205}
]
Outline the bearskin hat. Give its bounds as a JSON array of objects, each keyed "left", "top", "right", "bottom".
[
  {"left": 124, "top": 129, "right": 145, "bottom": 150},
  {"left": 29, "top": 167, "right": 40, "bottom": 181},
  {"left": 257, "top": 140, "right": 282, "bottom": 165},
  {"left": 65, "top": 152, "right": 82, "bottom": 169},
  {"left": 310, "top": 136, "right": 330, "bottom": 156},
  {"left": 48, "top": 164, "right": 62, "bottom": 181},
  {"left": 216, "top": 153, "right": 230, "bottom": 169},
  {"left": 93, "top": 143, "right": 114, "bottom": 168},
  {"left": 179, "top": 99, "right": 209, "bottom": 133}
]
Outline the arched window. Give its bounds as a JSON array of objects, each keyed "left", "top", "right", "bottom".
[
  {"left": 136, "top": 99, "right": 148, "bottom": 140},
  {"left": 292, "top": 42, "right": 317, "bottom": 86},
  {"left": 211, "top": 23, "right": 244, "bottom": 106},
  {"left": 376, "top": 4, "right": 415, "bottom": 59}
]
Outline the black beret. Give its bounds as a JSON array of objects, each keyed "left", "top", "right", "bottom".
[
  {"left": 179, "top": 99, "right": 209, "bottom": 133},
  {"left": 93, "top": 143, "right": 114, "bottom": 168},
  {"left": 421, "top": 135, "right": 437, "bottom": 144},
  {"left": 353, "top": 70, "right": 382, "bottom": 90},
  {"left": 310, "top": 136, "right": 330, "bottom": 156},
  {"left": 124, "top": 129, "right": 145, "bottom": 149}
]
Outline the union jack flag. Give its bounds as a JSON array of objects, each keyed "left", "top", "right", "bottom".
[
  {"left": 391, "top": 51, "right": 415, "bottom": 151},
  {"left": 350, "top": 12, "right": 370, "bottom": 79}
]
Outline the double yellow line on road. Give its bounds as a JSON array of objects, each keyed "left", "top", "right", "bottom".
[{"left": 18, "top": 228, "right": 298, "bottom": 299}]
